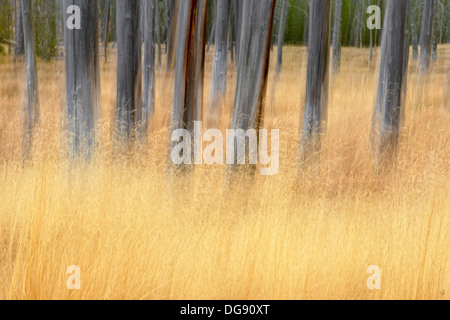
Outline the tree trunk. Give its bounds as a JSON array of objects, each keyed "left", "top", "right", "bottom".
[
  {"left": 332, "top": 0, "right": 342, "bottom": 74},
  {"left": 298, "top": 0, "right": 332, "bottom": 168},
  {"left": 432, "top": 5, "right": 438, "bottom": 62},
  {"left": 171, "top": 0, "right": 208, "bottom": 165},
  {"left": 166, "top": 0, "right": 178, "bottom": 71},
  {"left": 411, "top": 0, "right": 419, "bottom": 60},
  {"left": 230, "top": 0, "right": 276, "bottom": 167},
  {"left": 142, "top": 0, "right": 156, "bottom": 138},
  {"left": 116, "top": 0, "right": 142, "bottom": 142},
  {"left": 155, "top": 0, "right": 162, "bottom": 70},
  {"left": 14, "top": 0, "right": 24, "bottom": 56},
  {"left": 208, "top": 0, "right": 230, "bottom": 127},
  {"left": 102, "top": 0, "right": 111, "bottom": 62},
  {"left": 63, "top": 0, "right": 101, "bottom": 160},
  {"left": 276, "top": 0, "right": 288, "bottom": 74},
  {"left": 233, "top": 0, "right": 243, "bottom": 64},
  {"left": 21, "top": 0, "right": 40, "bottom": 160},
  {"left": 419, "top": 0, "right": 435, "bottom": 74},
  {"left": 374, "top": 0, "right": 409, "bottom": 165}
]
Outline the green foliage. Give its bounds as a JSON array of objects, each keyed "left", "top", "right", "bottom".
[{"left": 32, "top": 0, "right": 59, "bottom": 60}]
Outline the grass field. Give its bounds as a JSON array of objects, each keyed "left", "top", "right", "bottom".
[{"left": 0, "top": 45, "right": 449, "bottom": 299}]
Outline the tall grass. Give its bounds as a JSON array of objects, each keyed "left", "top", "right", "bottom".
[{"left": 0, "top": 46, "right": 449, "bottom": 299}]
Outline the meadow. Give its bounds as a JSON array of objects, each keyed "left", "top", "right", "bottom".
[{"left": 0, "top": 45, "right": 449, "bottom": 299}]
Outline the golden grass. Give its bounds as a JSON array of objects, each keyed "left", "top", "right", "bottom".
[{"left": 0, "top": 45, "right": 449, "bottom": 299}]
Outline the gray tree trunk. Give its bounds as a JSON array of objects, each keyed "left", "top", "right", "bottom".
[
  {"left": 208, "top": 0, "right": 230, "bottom": 127},
  {"left": 419, "top": 0, "right": 435, "bottom": 74},
  {"left": 230, "top": 0, "right": 276, "bottom": 168},
  {"left": 374, "top": 0, "right": 409, "bottom": 164},
  {"left": 155, "top": 0, "right": 162, "bottom": 70},
  {"left": 116, "top": 0, "right": 142, "bottom": 141},
  {"left": 21, "top": 0, "right": 40, "bottom": 160},
  {"left": 432, "top": 5, "right": 438, "bottom": 61},
  {"left": 15, "top": 0, "right": 24, "bottom": 56},
  {"left": 276, "top": 0, "right": 288, "bottom": 74},
  {"left": 171, "top": 0, "right": 208, "bottom": 164},
  {"left": 298, "top": 0, "right": 331, "bottom": 168},
  {"left": 233, "top": 0, "right": 243, "bottom": 64},
  {"left": 166, "top": 0, "right": 178, "bottom": 71},
  {"left": 332, "top": 0, "right": 342, "bottom": 74},
  {"left": 102, "top": 0, "right": 111, "bottom": 62},
  {"left": 411, "top": 0, "right": 419, "bottom": 60},
  {"left": 142, "top": 0, "right": 156, "bottom": 137},
  {"left": 63, "top": 0, "right": 101, "bottom": 160}
]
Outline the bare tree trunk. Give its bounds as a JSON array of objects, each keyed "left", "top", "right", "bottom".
[
  {"left": 411, "top": 0, "right": 419, "bottom": 60},
  {"left": 166, "top": 0, "right": 178, "bottom": 71},
  {"left": 21, "top": 0, "right": 40, "bottom": 160},
  {"left": 298, "top": 0, "right": 331, "bottom": 169},
  {"left": 230, "top": 0, "right": 276, "bottom": 169},
  {"left": 155, "top": 0, "right": 162, "bottom": 70},
  {"left": 332, "top": 0, "right": 342, "bottom": 74},
  {"left": 208, "top": 0, "right": 230, "bottom": 127},
  {"left": 15, "top": 0, "right": 24, "bottom": 56},
  {"left": 142, "top": 0, "right": 156, "bottom": 138},
  {"left": 419, "top": 0, "right": 435, "bottom": 74},
  {"left": 171, "top": 0, "right": 208, "bottom": 166},
  {"left": 116, "top": 0, "right": 142, "bottom": 142},
  {"left": 102, "top": 0, "right": 111, "bottom": 62},
  {"left": 374, "top": 0, "right": 409, "bottom": 165},
  {"left": 432, "top": 5, "right": 438, "bottom": 61},
  {"left": 63, "top": 0, "right": 101, "bottom": 160},
  {"left": 276, "top": 0, "right": 288, "bottom": 74},
  {"left": 233, "top": 0, "right": 242, "bottom": 64}
]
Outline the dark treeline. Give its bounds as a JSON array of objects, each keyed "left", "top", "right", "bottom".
[{"left": 1, "top": 0, "right": 449, "bottom": 58}]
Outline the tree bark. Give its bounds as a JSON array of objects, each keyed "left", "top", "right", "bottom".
[
  {"left": 63, "top": 0, "right": 101, "bottom": 160},
  {"left": 171, "top": 0, "right": 208, "bottom": 164},
  {"left": 276, "top": 0, "right": 288, "bottom": 74},
  {"left": 102, "top": 0, "right": 111, "bottom": 62},
  {"left": 298, "top": 0, "right": 332, "bottom": 168},
  {"left": 166, "top": 0, "right": 178, "bottom": 71},
  {"left": 332, "top": 0, "right": 342, "bottom": 74},
  {"left": 14, "top": 0, "right": 24, "bottom": 56},
  {"left": 411, "top": 0, "right": 419, "bottom": 60},
  {"left": 208, "top": 0, "right": 230, "bottom": 127},
  {"left": 230, "top": 0, "right": 276, "bottom": 169},
  {"left": 21, "top": 0, "right": 40, "bottom": 160},
  {"left": 116, "top": 0, "right": 142, "bottom": 142},
  {"left": 419, "top": 0, "right": 435, "bottom": 74},
  {"left": 142, "top": 0, "right": 156, "bottom": 137},
  {"left": 374, "top": 0, "right": 409, "bottom": 164}
]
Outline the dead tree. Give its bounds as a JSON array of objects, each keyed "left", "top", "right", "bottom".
[
  {"left": 208, "top": 0, "right": 230, "bottom": 127},
  {"left": 116, "top": 0, "right": 142, "bottom": 142},
  {"left": 298, "top": 0, "right": 331, "bottom": 168},
  {"left": 373, "top": 0, "right": 409, "bottom": 165},
  {"left": 166, "top": 0, "right": 178, "bottom": 71},
  {"left": 230, "top": 0, "right": 276, "bottom": 169},
  {"left": 15, "top": 0, "right": 24, "bottom": 56},
  {"left": 332, "top": 0, "right": 343, "bottom": 74},
  {"left": 102, "top": 0, "right": 111, "bottom": 62},
  {"left": 411, "top": 0, "right": 419, "bottom": 60},
  {"left": 155, "top": 0, "right": 162, "bottom": 70},
  {"left": 63, "top": 0, "right": 101, "bottom": 160},
  {"left": 276, "top": 0, "right": 288, "bottom": 74},
  {"left": 419, "top": 0, "right": 435, "bottom": 74},
  {"left": 171, "top": 0, "right": 208, "bottom": 165},
  {"left": 233, "top": 0, "right": 243, "bottom": 64},
  {"left": 21, "top": 0, "right": 40, "bottom": 160},
  {"left": 142, "top": 0, "right": 156, "bottom": 137}
]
